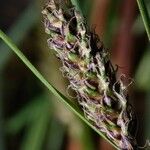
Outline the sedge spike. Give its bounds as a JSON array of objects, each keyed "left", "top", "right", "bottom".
[{"left": 42, "top": 0, "right": 137, "bottom": 149}]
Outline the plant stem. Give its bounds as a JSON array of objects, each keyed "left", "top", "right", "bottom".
[
  {"left": 137, "top": 0, "right": 150, "bottom": 41},
  {"left": 71, "top": 0, "right": 81, "bottom": 12},
  {"left": 0, "top": 29, "right": 119, "bottom": 150}
]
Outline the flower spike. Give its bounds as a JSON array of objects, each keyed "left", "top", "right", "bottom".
[{"left": 42, "top": 0, "right": 137, "bottom": 149}]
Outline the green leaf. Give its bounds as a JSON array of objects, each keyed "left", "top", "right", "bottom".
[
  {"left": 0, "top": 29, "right": 119, "bottom": 150},
  {"left": 70, "top": 0, "right": 81, "bottom": 12},
  {"left": 81, "top": 125, "right": 95, "bottom": 150},
  {"left": 136, "top": 0, "right": 150, "bottom": 41},
  {"left": 135, "top": 46, "right": 150, "bottom": 91},
  {"left": 47, "top": 118, "right": 66, "bottom": 150},
  {"left": 5, "top": 94, "right": 51, "bottom": 134},
  {"left": 21, "top": 102, "right": 51, "bottom": 150},
  {"left": 134, "top": 1, "right": 150, "bottom": 35}
]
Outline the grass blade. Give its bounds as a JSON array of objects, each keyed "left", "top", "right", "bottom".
[
  {"left": 0, "top": 29, "right": 119, "bottom": 150},
  {"left": 137, "top": 0, "right": 150, "bottom": 41},
  {"left": 47, "top": 119, "right": 66, "bottom": 150},
  {"left": 21, "top": 98, "right": 51, "bottom": 150},
  {"left": 135, "top": 46, "right": 150, "bottom": 90},
  {"left": 70, "top": 0, "right": 81, "bottom": 13}
]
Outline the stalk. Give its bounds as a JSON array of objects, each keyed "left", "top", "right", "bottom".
[
  {"left": 42, "top": 0, "right": 138, "bottom": 149},
  {"left": 0, "top": 29, "right": 118, "bottom": 150},
  {"left": 137, "top": 0, "right": 150, "bottom": 41}
]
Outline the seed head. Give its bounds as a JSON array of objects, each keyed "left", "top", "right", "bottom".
[{"left": 42, "top": 0, "right": 137, "bottom": 149}]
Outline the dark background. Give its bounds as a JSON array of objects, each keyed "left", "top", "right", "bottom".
[{"left": 0, "top": 0, "right": 150, "bottom": 149}]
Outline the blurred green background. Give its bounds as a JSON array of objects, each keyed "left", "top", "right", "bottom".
[{"left": 0, "top": 0, "right": 150, "bottom": 150}]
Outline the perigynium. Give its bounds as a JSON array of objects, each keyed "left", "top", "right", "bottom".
[{"left": 42, "top": 0, "right": 138, "bottom": 149}]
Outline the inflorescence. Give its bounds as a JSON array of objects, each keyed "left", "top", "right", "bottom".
[{"left": 42, "top": 0, "right": 137, "bottom": 149}]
